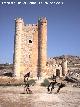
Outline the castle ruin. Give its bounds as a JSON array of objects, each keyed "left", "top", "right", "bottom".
[
  {"left": 14, "top": 17, "right": 47, "bottom": 77},
  {"left": 13, "top": 17, "right": 68, "bottom": 78},
  {"left": 47, "top": 58, "right": 68, "bottom": 77}
]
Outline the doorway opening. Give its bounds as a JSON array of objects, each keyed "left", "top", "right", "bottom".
[{"left": 56, "top": 69, "right": 60, "bottom": 77}]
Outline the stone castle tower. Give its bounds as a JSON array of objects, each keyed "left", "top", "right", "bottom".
[{"left": 13, "top": 17, "right": 47, "bottom": 77}]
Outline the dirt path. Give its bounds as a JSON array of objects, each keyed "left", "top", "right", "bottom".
[{"left": 0, "top": 81, "right": 80, "bottom": 107}]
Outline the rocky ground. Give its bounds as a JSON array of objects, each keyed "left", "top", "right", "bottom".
[{"left": 0, "top": 80, "right": 80, "bottom": 107}]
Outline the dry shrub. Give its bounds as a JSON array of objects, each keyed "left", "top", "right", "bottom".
[{"left": 41, "top": 78, "right": 50, "bottom": 87}]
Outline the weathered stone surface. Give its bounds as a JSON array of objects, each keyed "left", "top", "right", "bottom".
[
  {"left": 13, "top": 17, "right": 68, "bottom": 78},
  {"left": 13, "top": 17, "right": 47, "bottom": 77}
]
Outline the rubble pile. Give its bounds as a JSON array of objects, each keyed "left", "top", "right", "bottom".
[{"left": 65, "top": 69, "right": 80, "bottom": 88}]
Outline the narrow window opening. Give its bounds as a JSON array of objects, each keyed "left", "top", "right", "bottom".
[
  {"left": 29, "top": 55, "right": 31, "bottom": 58},
  {"left": 29, "top": 40, "right": 32, "bottom": 43}
]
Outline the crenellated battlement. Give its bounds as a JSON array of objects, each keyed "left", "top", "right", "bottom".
[
  {"left": 15, "top": 18, "right": 24, "bottom": 23},
  {"left": 13, "top": 17, "right": 47, "bottom": 77},
  {"left": 38, "top": 17, "right": 47, "bottom": 23},
  {"left": 13, "top": 17, "right": 68, "bottom": 78}
]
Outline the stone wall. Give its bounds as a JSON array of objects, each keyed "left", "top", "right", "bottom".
[
  {"left": 13, "top": 17, "right": 47, "bottom": 77},
  {"left": 46, "top": 58, "right": 68, "bottom": 77},
  {"left": 13, "top": 17, "right": 68, "bottom": 78}
]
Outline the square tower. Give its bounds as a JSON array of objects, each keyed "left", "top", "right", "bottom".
[{"left": 13, "top": 17, "right": 47, "bottom": 77}]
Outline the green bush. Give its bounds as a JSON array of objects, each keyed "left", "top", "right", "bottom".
[
  {"left": 28, "top": 79, "right": 36, "bottom": 86},
  {"left": 41, "top": 78, "right": 50, "bottom": 87}
]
